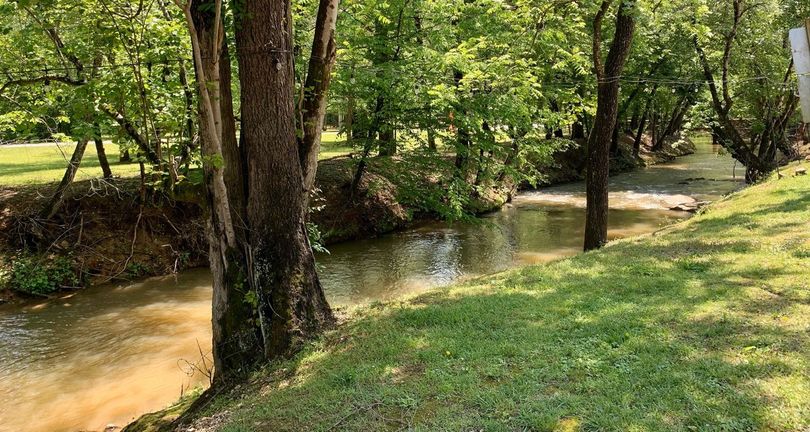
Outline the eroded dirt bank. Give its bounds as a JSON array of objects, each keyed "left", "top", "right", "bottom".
[{"left": 0, "top": 135, "right": 695, "bottom": 303}]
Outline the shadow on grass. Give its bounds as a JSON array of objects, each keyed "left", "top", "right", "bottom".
[
  {"left": 139, "top": 173, "right": 810, "bottom": 432},
  {"left": 205, "top": 247, "right": 806, "bottom": 431}
]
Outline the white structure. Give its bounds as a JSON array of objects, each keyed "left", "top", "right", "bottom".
[{"left": 789, "top": 23, "right": 810, "bottom": 123}]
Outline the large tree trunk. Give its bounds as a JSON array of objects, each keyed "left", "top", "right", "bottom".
[
  {"left": 235, "top": 0, "right": 333, "bottom": 359},
  {"left": 40, "top": 138, "right": 89, "bottom": 219},
  {"left": 584, "top": 0, "right": 636, "bottom": 251}
]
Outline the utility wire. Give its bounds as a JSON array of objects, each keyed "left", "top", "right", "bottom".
[{"left": 0, "top": 61, "right": 802, "bottom": 88}]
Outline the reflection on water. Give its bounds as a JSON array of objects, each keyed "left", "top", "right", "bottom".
[
  {"left": 318, "top": 143, "right": 742, "bottom": 305},
  {"left": 0, "top": 143, "right": 740, "bottom": 432},
  {"left": 318, "top": 206, "right": 682, "bottom": 305}
]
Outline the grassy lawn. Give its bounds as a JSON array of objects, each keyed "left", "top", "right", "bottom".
[
  {"left": 0, "top": 131, "right": 353, "bottom": 186},
  {"left": 319, "top": 131, "right": 354, "bottom": 159},
  {"left": 168, "top": 166, "right": 809, "bottom": 431},
  {"left": 0, "top": 142, "right": 141, "bottom": 185}
]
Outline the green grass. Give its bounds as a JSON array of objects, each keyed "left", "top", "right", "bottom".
[
  {"left": 0, "top": 142, "right": 142, "bottom": 185},
  {"left": 0, "top": 132, "right": 353, "bottom": 186},
  {"left": 186, "top": 166, "right": 809, "bottom": 431},
  {"left": 319, "top": 131, "right": 353, "bottom": 160}
]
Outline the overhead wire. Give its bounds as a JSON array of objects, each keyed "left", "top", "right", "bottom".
[{"left": 0, "top": 58, "right": 802, "bottom": 91}]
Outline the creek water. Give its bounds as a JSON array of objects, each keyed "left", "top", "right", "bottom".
[{"left": 0, "top": 143, "right": 741, "bottom": 432}]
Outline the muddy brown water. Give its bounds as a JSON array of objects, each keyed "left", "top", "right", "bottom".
[{"left": 0, "top": 144, "right": 741, "bottom": 432}]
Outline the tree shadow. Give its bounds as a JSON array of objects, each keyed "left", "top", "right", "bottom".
[{"left": 204, "top": 239, "right": 807, "bottom": 431}]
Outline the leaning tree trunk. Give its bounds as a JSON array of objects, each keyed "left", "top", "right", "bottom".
[
  {"left": 633, "top": 110, "right": 648, "bottom": 156},
  {"left": 235, "top": 0, "right": 333, "bottom": 359},
  {"left": 584, "top": 0, "right": 636, "bottom": 251},
  {"left": 94, "top": 137, "right": 113, "bottom": 179},
  {"left": 350, "top": 96, "right": 383, "bottom": 195},
  {"left": 92, "top": 120, "right": 112, "bottom": 179},
  {"left": 40, "top": 139, "right": 89, "bottom": 219}
]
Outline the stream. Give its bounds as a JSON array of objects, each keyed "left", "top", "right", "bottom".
[{"left": 0, "top": 143, "right": 742, "bottom": 432}]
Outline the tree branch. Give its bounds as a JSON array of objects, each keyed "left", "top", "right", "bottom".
[
  {"left": 0, "top": 75, "right": 84, "bottom": 95},
  {"left": 22, "top": 6, "right": 85, "bottom": 76},
  {"left": 592, "top": 0, "right": 614, "bottom": 80},
  {"left": 99, "top": 104, "right": 160, "bottom": 165}
]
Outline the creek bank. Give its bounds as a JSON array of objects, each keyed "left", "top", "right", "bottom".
[
  {"left": 0, "top": 134, "right": 694, "bottom": 303},
  {"left": 125, "top": 162, "right": 810, "bottom": 432}
]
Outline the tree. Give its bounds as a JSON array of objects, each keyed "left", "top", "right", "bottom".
[
  {"left": 39, "top": 138, "right": 89, "bottom": 219},
  {"left": 583, "top": 0, "right": 636, "bottom": 251},
  {"left": 176, "top": 0, "right": 339, "bottom": 383},
  {"left": 234, "top": 0, "right": 335, "bottom": 360},
  {"left": 173, "top": 0, "right": 255, "bottom": 383},
  {"left": 694, "top": 0, "right": 799, "bottom": 182},
  {"left": 0, "top": 0, "right": 195, "bottom": 218},
  {"left": 299, "top": 0, "right": 341, "bottom": 208}
]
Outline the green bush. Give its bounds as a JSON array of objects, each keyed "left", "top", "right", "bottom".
[
  {"left": 10, "top": 255, "right": 78, "bottom": 296},
  {"left": 125, "top": 261, "right": 153, "bottom": 278}
]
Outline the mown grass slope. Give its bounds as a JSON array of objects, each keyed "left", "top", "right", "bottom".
[{"left": 153, "top": 167, "right": 809, "bottom": 432}]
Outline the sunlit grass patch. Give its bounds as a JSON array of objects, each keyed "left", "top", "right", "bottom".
[
  {"left": 0, "top": 142, "right": 141, "bottom": 185},
  {"left": 154, "top": 164, "right": 810, "bottom": 431},
  {"left": 0, "top": 131, "right": 355, "bottom": 186}
]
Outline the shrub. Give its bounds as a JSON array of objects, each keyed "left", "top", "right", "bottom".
[{"left": 10, "top": 255, "right": 78, "bottom": 296}]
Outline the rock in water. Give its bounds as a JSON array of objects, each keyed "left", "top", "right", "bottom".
[
  {"left": 663, "top": 194, "right": 696, "bottom": 208},
  {"left": 669, "top": 201, "right": 709, "bottom": 213}
]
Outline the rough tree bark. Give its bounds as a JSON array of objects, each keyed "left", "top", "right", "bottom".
[
  {"left": 583, "top": 0, "right": 636, "bottom": 251},
  {"left": 235, "top": 0, "right": 334, "bottom": 360}
]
